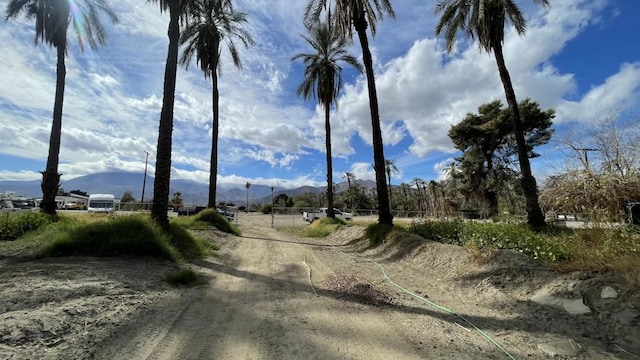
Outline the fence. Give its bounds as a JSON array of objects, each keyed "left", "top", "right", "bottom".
[{"left": 230, "top": 207, "right": 498, "bottom": 229}]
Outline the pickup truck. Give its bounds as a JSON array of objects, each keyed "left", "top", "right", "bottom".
[{"left": 302, "top": 208, "right": 353, "bottom": 223}]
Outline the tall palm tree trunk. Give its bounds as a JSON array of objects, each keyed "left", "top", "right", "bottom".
[
  {"left": 493, "top": 42, "right": 545, "bottom": 226},
  {"left": 325, "top": 105, "right": 335, "bottom": 218},
  {"left": 386, "top": 168, "right": 393, "bottom": 210},
  {"left": 208, "top": 54, "right": 220, "bottom": 209},
  {"left": 152, "top": 7, "right": 181, "bottom": 228},
  {"left": 354, "top": 14, "right": 392, "bottom": 226},
  {"left": 41, "top": 43, "right": 67, "bottom": 215}
]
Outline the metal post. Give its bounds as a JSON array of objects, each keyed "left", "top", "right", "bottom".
[{"left": 270, "top": 186, "right": 274, "bottom": 228}]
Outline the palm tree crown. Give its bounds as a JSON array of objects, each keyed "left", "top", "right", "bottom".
[
  {"left": 435, "top": 0, "right": 549, "bottom": 53},
  {"left": 180, "top": 0, "right": 253, "bottom": 77},
  {"left": 292, "top": 19, "right": 363, "bottom": 111},
  {"left": 5, "top": 0, "right": 117, "bottom": 51},
  {"left": 305, "top": 0, "right": 394, "bottom": 38}
]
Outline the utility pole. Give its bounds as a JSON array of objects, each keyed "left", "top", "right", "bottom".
[
  {"left": 270, "top": 186, "right": 274, "bottom": 228},
  {"left": 141, "top": 151, "right": 150, "bottom": 204}
]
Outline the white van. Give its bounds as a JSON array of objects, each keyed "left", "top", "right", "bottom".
[{"left": 87, "top": 194, "right": 115, "bottom": 213}]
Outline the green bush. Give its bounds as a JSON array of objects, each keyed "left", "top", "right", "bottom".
[
  {"left": 260, "top": 204, "right": 273, "bottom": 214},
  {"left": 408, "top": 219, "right": 463, "bottom": 245},
  {"left": 192, "top": 209, "right": 240, "bottom": 235},
  {"left": 407, "top": 220, "right": 569, "bottom": 263},
  {"left": 304, "top": 217, "right": 345, "bottom": 237},
  {"left": 459, "top": 222, "right": 569, "bottom": 262},
  {"left": 42, "top": 215, "right": 179, "bottom": 260},
  {"left": 366, "top": 223, "right": 394, "bottom": 247},
  {"left": 165, "top": 222, "right": 216, "bottom": 260},
  {"left": 0, "top": 212, "right": 52, "bottom": 241}
]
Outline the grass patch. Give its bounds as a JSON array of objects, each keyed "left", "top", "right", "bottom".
[
  {"left": 0, "top": 211, "right": 52, "bottom": 241},
  {"left": 171, "top": 208, "right": 240, "bottom": 236},
  {"left": 554, "top": 226, "right": 639, "bottom": 272},
  {"left": 165, "top": 268, "right": 209, "bottom": 287},
  {"left": 20, "top": 214, "right": 215, "bottom": 262},
  {"left": 40, "top": 215, "right": 179, "bottom": 260},
  {"left": 459, "top": 222, "right": 569, "bottom": 262},
  {"left": 408, "top": 219, "right": 640, "bottom": 271},
  {"left": 365, "top": 223, "right": 394, "bottom": 247},
  {"left": 165, "top": 222, "right": 216, "bottom": 260},
  {"left": 303, "top": 217, "right": 346, "bottom": 237},
  {"left": 407, "top": 219, "right": 464, "bottom": 245}
]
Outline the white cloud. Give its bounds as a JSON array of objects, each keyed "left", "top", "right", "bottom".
[
  {"left": 350, "top": 162, "right": 376, "bottom": 182},
  {"left": 2, "top": 0, "right": 638, "bottom": 188},
  {"left": 0, "top": 171, "right": 42, "bottom": 182},
  {"left": 433, "top": 158, "right": 456, "bottom": 181},
  {"left": 557, "top": 62, "right": 640, "bottom": 122}
]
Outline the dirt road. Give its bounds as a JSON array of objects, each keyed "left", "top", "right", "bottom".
[
  {"left": 2, "top": 213, "right": 637, "bottom": 359},
  {"left": 93, "top": 215, "right": 638, "bottom": 360}
]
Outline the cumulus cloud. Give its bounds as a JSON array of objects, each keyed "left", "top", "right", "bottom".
[
  {"left": 1, "top": 0, "right": 638, "bottom": 188},
  {"left": 557, "top": 62, "right": 640, "bottom": 122}
]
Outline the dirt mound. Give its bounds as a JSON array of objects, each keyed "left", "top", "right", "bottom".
[{"left": 326, "top": 225, "right": 640, "bottom": 358}]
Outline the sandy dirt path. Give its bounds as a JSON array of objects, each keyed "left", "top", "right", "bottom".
[
  {"left": 4, "top": 213, "right": 636, "bottom": 359},
  {"left": 95, "top": 216, "right": 526, "bottom": 359}
]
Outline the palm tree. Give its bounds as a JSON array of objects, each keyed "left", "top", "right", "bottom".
[
  {"left": 292, "top": 17, "right": 363, "bottom": 220},
  {"left": 435, "top": 0, "right": 548, "bottom": 227},
  {"left": 342, "top": 171, "right": 356, "bottom": 210},
  {"left": 305, "top": 0, "right": 395, "bottom": 226},
  {"left": 5, "top": 0, "right": 118, "bottom": 215},
  {"left": 343, "top": 172, "right": 355, "bottom": 189},
  {"left": 428, "top": 180, "right": 440, "bottom": 216},
  {"left": 147, "top": 0, "right": 195, "bottom": 228},
  {"left": 180, "top": 0, "right": 253, "bottom": 209},
  {"left": 384, "top": 158, "right": 398, "bottom": 209},
  {"left": 411, "top": 177, "right": 425, "bottom": 213},
  {"left": 245, "top": 181, "right": 251, "bottom": 212}
]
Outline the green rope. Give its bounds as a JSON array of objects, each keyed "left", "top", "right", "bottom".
[{"left": 330, "top": 247, "right": 517, "bottom": 360}]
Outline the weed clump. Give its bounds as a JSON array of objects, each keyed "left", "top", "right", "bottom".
[
  {"left": 0, "top": 212, "right": 52, "bottom": 241},
  {"left": 304, "top": 217, "right": 346, "bottom": 237},
  {"left": 365, "top": 223, "right": 394, "bottom": 247},
  {"left": 172, "top": 208, "right": 240, "bottom": 236},
  {"left": 37, "top": 215, "right": 214, "bottom": 262}
]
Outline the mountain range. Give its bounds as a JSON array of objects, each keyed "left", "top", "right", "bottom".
[{"left": 0, "top": 172, "right": 376, "bottom": 206}]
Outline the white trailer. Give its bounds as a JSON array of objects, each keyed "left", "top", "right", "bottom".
[{"left": 87, "top": 194, "right": 115, "bottom": 213}]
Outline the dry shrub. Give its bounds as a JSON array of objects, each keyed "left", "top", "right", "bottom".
[
  {"left": 540, "top": 171, "right": 640, "bottom": 221},
  {"left": 325, "top": 275, "right": 393, "bottom": 306},
  {"left": 464, "top": 242, "right": 490, "bottom": 264}
]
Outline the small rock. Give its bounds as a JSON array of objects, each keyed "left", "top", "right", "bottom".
[
  {"left": 538, "top": 340, "right": 582, "bottom": 357},
  {"left": 601, "top": 286, "right": 618, "bottom": 299},
  {"left": 531, "top": 293, "right": 592, "bottom": 315}
]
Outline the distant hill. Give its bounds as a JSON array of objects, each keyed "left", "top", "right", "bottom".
[{"left": 0, "top": 172, "right": 375, "bottom": 206}]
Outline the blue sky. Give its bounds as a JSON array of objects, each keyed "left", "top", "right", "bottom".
[{"left": 1, "top": 0, "right": 639, "bottom": 190}]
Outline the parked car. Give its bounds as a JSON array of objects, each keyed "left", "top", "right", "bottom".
[
  {"left": 63, "top": 201, "right": 86, "bottom": 210},
  {"left": 177, "top": 206, "right": 206, "bottom": 216},
  {"left": 217, "top": 208, "right": 235, "bottom": 221},
  {"left": 302, "top": 208, "right": 353, "bottom": 223}
]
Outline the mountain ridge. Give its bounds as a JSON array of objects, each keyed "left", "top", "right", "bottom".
[{"left": 0, "top": 172, "right": 376, "bottom": 206}]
